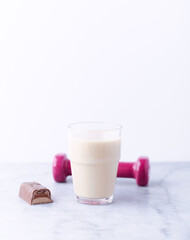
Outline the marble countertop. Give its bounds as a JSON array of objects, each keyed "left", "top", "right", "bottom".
[{"left": 0, "top": 162, "right": 189, "bottom": 240}]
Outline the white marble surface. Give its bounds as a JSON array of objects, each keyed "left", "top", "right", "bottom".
[{"left": 0, "top": 162, "right": 190, "bottom": 240}]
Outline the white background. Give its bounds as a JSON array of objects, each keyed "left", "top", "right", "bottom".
[{"left": 0, "top": 0, "right": 189, "bottom": 163}]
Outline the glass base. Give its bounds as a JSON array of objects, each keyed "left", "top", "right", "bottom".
[{"left": 76, "top": 195, "right": 113, "bottom": 205}]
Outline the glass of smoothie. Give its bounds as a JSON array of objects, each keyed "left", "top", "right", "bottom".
[{"left": 68, "top": 122, "right": 122, "bottom": 205}]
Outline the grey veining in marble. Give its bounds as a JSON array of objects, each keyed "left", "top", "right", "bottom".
[{"left": 0, "top": 162, "right": 190, "bottom": 240}]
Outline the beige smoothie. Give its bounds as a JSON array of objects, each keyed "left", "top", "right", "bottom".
[{"left": 68, "top": 136, "right": 121, "bottom": 199}]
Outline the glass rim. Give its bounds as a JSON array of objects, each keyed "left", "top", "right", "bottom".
[{"left": 68, "top": 122, "right": 122, "bottom": 132}]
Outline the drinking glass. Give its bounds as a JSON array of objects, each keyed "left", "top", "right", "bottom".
[{"left": 68, "top": 122, "right": 122, "bottom": 205}]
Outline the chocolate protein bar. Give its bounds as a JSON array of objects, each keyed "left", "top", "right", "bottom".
[{"left": 19, "top": 182, "right": 53, "bottom": 205}]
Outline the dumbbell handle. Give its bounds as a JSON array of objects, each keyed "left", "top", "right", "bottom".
[
  {"left": 65, "top": 159, "right": 71, "bottom": 176},
  {"left": 117, "top": 162, "right": 134, "bottom": 178}
]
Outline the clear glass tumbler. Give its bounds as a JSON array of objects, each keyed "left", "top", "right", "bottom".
[{"left": 68, "top": 122, "right": 122, "bottom": 205}]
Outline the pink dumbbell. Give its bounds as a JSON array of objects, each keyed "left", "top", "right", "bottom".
[{"left": 53, "top": 154, "right": 150, "bottom": 186}]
